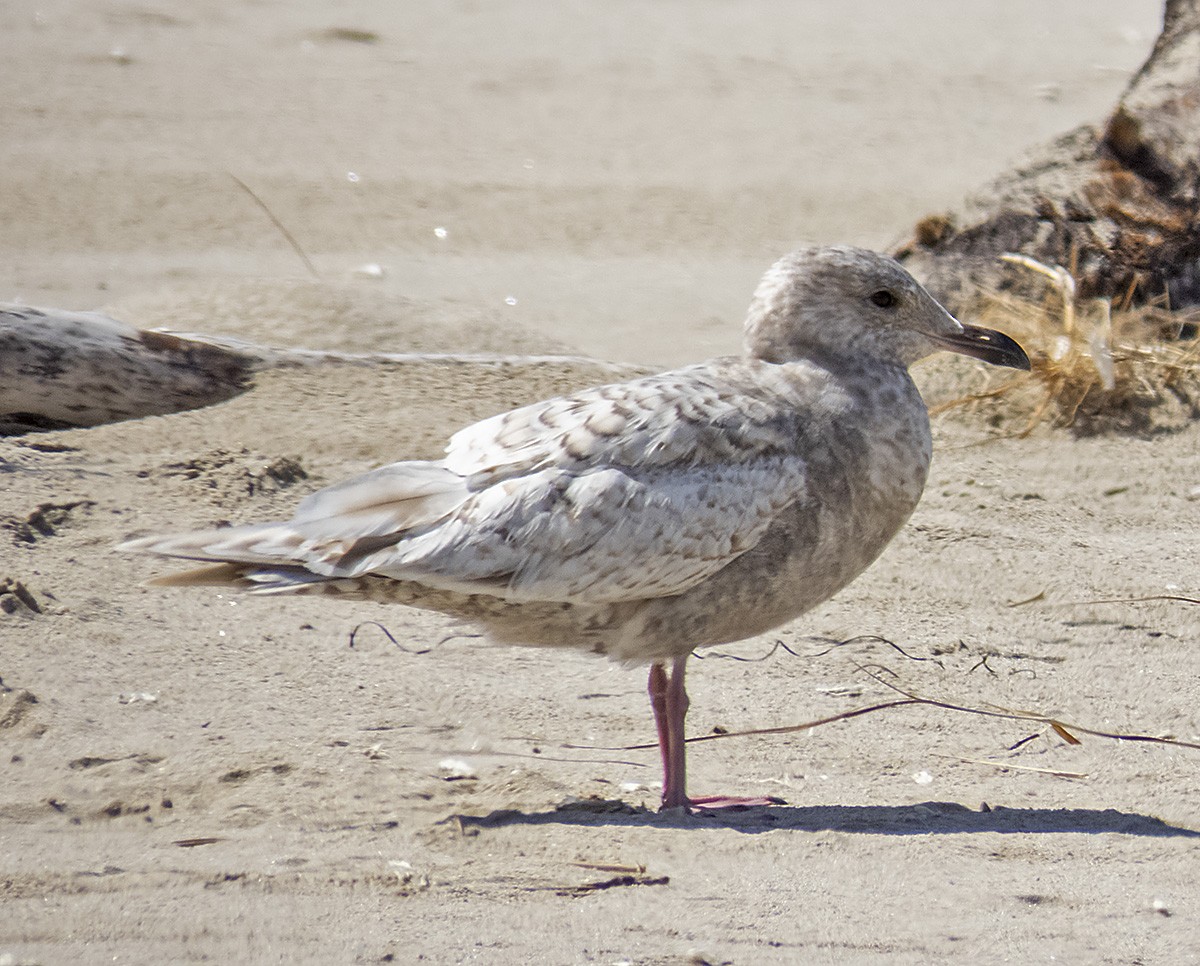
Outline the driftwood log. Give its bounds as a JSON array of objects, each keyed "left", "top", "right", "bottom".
[
  {"left": 896, "top": 0, "right": 1200, "bottom": 315},
  {"left": 0, "top": 304, "right": 642, "bottom": 434},
  {"left": 897, "top": 0, "right": 1200, "bottom": 312},
  {"left": 0, "top": 306, "right": 258, "bottom": 433}
]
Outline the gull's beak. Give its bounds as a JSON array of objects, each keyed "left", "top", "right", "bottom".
[{"left": 929, "top": 323, "right": 1031, "bottom": 371}]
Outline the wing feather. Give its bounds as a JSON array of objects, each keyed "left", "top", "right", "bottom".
[
  {"left": 126, "top": 361, "right": 831, "bottom": 602},
  {"left": 357, "top": 459, "right": 806, "bottom": 602}
]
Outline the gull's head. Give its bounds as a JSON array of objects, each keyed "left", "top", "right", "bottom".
[{"left": 744, "top": 246, "right": 1029, "bottom": 371}]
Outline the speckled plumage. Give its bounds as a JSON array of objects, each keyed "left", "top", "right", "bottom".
[
  {"left": 0, "top": 305, "right": 254, "bottom": 431},
  {"left": 123, "top": 246, "right": 1030, "bottom": 809}
]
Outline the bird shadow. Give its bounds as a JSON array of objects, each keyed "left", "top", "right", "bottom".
[{"left": 448, "top": 799, "right": 1200, "bottom": 838}]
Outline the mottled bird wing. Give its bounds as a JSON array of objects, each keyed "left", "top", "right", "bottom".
[
  {"left": 126, "top": 364, "right": 828, "bottom": 603},
  {"left": 345, "top": 363, "right": 822, "bottom": 602},
  {"left": 444, "top": 363, "right": 805, "bottom": 477},
  {"left": 365, "top": 458, "right": 808, "bottom": 602}
]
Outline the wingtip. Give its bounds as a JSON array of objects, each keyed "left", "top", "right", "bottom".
[{"left": 146, "top": 563, "right": 250, "bottom": 588}]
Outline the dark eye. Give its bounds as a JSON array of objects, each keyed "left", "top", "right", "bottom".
[{"left": 869, "top": 290, "right": 896, "bottom": 308}]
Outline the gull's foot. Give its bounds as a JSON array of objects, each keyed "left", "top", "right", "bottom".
[{"left": 660, "top": 793, "right": 786, "bottom": 813}]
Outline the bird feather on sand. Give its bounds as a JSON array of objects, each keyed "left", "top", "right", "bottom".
[{"left": 122, "top": 246, "right": 1030, "bottom": 810}]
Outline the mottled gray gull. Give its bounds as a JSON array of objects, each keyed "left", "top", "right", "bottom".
[{"left": 122, "top": 246, "right": 1029, "bottom": 810}]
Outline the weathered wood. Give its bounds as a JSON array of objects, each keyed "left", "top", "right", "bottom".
[
  {"left": 0, "top": 304, "right": 646, "bottom": 434},
  {"left": 0, "top": 306, "right": 258, "bottom": 433},
  {"left": 896, "top": 0, "right": 1200, "bottom": 314}
]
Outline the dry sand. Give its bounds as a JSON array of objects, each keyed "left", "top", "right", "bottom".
[{"left": 4, "top": 1, "right": 1200, "bottom": 964}]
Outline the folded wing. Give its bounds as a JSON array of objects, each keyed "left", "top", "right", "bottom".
[{"left": 125, "top": 365, "right": 817, "bottom": 603}]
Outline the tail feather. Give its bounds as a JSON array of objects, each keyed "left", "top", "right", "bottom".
[{"left": 117, "top": 460, "right": 472, "bottom": 581}]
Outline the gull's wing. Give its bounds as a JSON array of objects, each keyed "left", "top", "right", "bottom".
[
  {"left": 444, "top": 363, "right": 804, "bottom": 477},
  {"left": 127, "top": 363, "right": 830, "bottom": 603},
  {"left": 364, "top": 363, "right": 818, "bottom": 601},
  {"left": 362, "top": 457, "right": 807, "bottom": 602}
]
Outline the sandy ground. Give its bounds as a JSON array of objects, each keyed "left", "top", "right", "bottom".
[{"left": 5, "top": 1, "right": 1200, "bottom": 964}]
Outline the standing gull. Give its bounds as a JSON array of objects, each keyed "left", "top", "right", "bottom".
[{"left": 122, "top": 246, "right": 1029, "bottom": 810}]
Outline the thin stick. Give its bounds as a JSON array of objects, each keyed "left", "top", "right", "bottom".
[
  {"left": 590, "top": 673, "right": 1200, "bottom": 754},
  {"left": 598, "top": 698, "right": 925, "bottom": 751},
  {"left": 1071, "top": 594, "right": 1200, "bottom": 606},
  {"left": 934, "top": 753, "right": 1088, "bottom": 779},
  {"left": 856, "top": 666, "right": 1200, "bottom": 751},
  {"left": 229, "top": 173, "right": 319, "bottom": 279}
]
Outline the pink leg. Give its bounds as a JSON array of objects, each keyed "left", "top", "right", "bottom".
[
  {"left": 647, "top": 662, "right": 672, "bottom": 798},
  {"left": 647, "top": 655, "right": 782, "bottom": 811},
  {"left": 661, "top": 654, "right": 690, "bottom": 808}
]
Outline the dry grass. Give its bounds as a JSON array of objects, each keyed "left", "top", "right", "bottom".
[{"left": 931, "top": 254, "right": 1200, "bottom": 435}]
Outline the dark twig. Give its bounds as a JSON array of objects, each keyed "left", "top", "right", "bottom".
[
  {"left": 599, "top": 665, "right": 1200, "bottom": 755},
  {"left": 1074, "top": 594, "right": 1200, "bottom": 606},
  {"left": 228, "top": 173, "right": 319, "bottom": 278},
  {"left": 348, "top": 620, "right": 432, "bottom": 653}
]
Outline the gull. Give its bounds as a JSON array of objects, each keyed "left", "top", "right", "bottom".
[{"left": 121, "top": 246, "right": 1029, "bottom": 810}]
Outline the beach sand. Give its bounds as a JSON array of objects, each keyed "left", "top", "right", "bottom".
[{"left": 5, "top": 1, "right": 1200, "bottom": 963}]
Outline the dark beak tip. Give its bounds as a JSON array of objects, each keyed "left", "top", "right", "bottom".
[
  {"left": 992, "top": 332, "right": 1032, "bottom": 372},
  {"left": 941, "top": 325, "right": 1032, "bottom": 371}
]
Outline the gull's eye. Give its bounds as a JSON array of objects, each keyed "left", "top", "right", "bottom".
[{"left": 869, "top": 290, "right": 896, "bottom": 308}]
